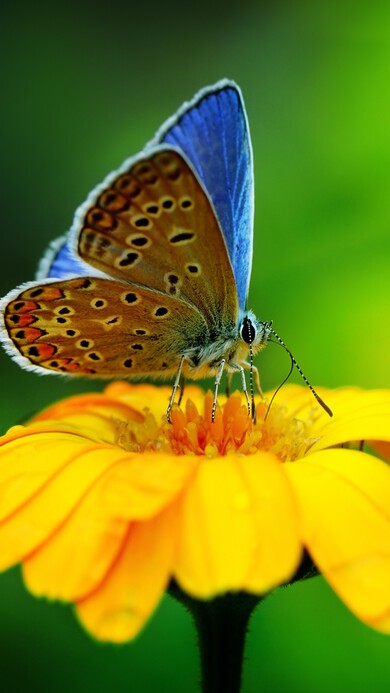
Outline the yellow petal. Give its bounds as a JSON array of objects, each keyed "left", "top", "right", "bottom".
[
  {"left": 0, "top": 441, "right": 133, "bottom": 570},
  {"left": 241, "top": 454, "right": 302, "bottom": 591},
  {"left": 76, "top": 508, "right": 175, "bottom": 642},
  {"left": 32, "top": 390, "right": 143, "bottom": 424},
  {"left": 0, "top": 431, "right": 98, "bottom": 522},
  {"left": 174, "top": 452, "right": 301, "bottom": 598},
  {"left": 311, "top": 398, "right": 390, "bottom": 453},
  {"left": 273, "top": 384, "right": 334, "bottom": 418},
  {"left": 31, "top": 394, "right": 146, "bottom": 444},
  {"left": 101, "top": 452, "right": 197, "bottom": 520},
  {"left": 275, "top": 387, "right": 390, "bottom": 446},
  {"left": 36, "top": 414, "right": 123, "bottom": 444},
  {"left": 322, "top": 388, "right": 390, "bottom": 418},
  {"left": 285, "top": 448, "right": 390, "bottom": 632},
  {"left": 23, "top": 470, "right": 130, "bottom": 601}
]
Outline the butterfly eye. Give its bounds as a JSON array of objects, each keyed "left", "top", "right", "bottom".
[{"left": 240, "top": 316, "right": 255, "bottom": 344}]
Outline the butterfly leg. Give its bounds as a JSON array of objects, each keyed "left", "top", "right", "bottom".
[
  {"left": 211, "top": 359, "right": 226, "bottom": 422},
  {"left": 241, "top": 362, "right": 263, "bottom": 396},
  {"left": 225, "top": 371, "right": 233, "bottom": 398},
  {"left": 230, "top": 363, "right": 251, "bottom": 417},
  {"left": 167, "top": 355, "right": 186, "bottom": 422},
  {"left": 177, "top": 374, "right": 186, "bottom": 406}
]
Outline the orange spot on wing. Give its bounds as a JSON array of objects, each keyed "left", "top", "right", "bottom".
[
  {"left": 62, "top": 361, "right": 87, "bottom": 372},
  {"left": 21, "top": 327, "right": 46, "bottom": 344},
  {"left": 35, "top": 344, "right": 57, "bottom": 359},
  {"left": 42, "top": 357, "right": 96, "bottom": 375},
  {"left": 16, "top": 314, "right": 36, "bottom": 327},
  {"left": 5, "top": 313, "right": 35, "bottom": 328},
  {"left": 10, "top": 300, "right": 39, "bottom": 313},
  {"left": 38, "top": 287, "right": 65, "bottom": 301}
]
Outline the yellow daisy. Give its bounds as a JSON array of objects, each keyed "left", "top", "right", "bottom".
[{"left": 0, "top": 383, "right": 389, "bottom": 643}]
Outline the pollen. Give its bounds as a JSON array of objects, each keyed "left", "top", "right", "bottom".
[{"left": 115, "top": 391, "right": 314, "bottom": 461}]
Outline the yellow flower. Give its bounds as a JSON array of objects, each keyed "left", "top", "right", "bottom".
[{"left": 0, "top": 383, "right": 389, "bottom": 642}]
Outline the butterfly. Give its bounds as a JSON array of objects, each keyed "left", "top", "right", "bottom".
[{"left": 0, "top": 80, "right": 331, "bottom": 421}]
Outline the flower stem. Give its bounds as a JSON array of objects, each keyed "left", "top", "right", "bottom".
[{"left": 170, "top": 584, "right": 260, "bottom": 693}]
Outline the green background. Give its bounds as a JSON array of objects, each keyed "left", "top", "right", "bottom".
[{"left": 0, "top": 1, "right": 389, "bottom": 691}]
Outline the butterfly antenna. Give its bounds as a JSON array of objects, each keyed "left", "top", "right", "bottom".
[
  {"left": 268, "top": 326, "right": 333, "bottom": 417},
  {"left": 265, "top": 354, "right": 294, "bottom": 420}
]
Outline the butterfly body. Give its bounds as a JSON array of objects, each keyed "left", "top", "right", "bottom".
[
  {"left": 178, "top": 311, "right": 270, "bottom": 380},
  {"left": 0, "top": 81, "right": 273, "bottom": 417}
]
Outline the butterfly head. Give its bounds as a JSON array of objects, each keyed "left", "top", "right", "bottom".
[{"left": 239, "top": 311, "right": 271, "bottom": 354}]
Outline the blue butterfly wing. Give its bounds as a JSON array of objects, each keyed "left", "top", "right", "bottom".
[
  {"left": 153, "top": 80, "right": 254, "bottom": 310},
  {"left": 37, "top": 81, "right": 254, "bottom": 307},
  {"left": 36, "top": 235, "right": 90, "bottom": 280}
]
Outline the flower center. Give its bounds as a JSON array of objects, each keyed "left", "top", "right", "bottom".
[{"left": 116, "top": 392, "right": 317, "bottom": 461}]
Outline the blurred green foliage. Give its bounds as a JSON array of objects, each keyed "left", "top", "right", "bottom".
[{"left": 0, "top": 1, "right": 389, "bottom": 691}]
